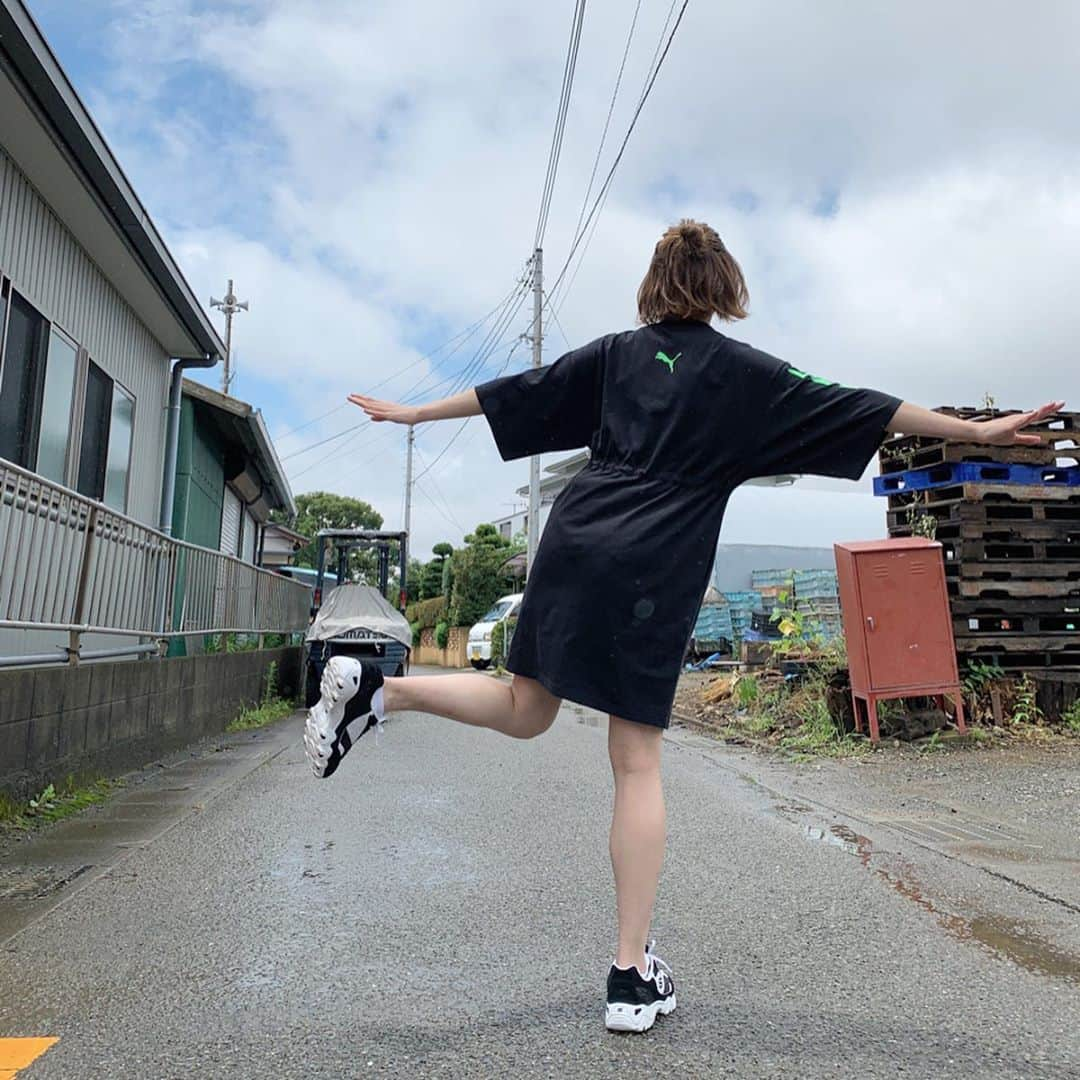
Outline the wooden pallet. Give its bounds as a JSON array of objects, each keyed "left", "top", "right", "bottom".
[
  {"left": 953, "top": 613, "right": 1080, "bottom": 636},
  {"left": 948, "top": 578, "right": 1080, "bottom": 599},
  {"left": 954, "top": 642, "right": 1080, "bottom": 668},
  {"left": 880, "top": 442, "right": 1075, "bottom": 472},
  {"left": 955, "top": 633, "right": 1080, "bottom": 652},
  {"left": 887, "top": 483, "right": 1080, "bottom": 512},
  {"left": 890, "top": 519, "right": 1080, "bottom": 542},
  {"left": 881, "top": 410, "right": 1080, "bottom": 464},
  {"left": 944, "top": 560, "right": 1080, "bottom": 581},
  {"left": 888, "top": 498, "right": 1080, "bottom": 531},
  {"left": 951, "top": 596, "right": 1080, "bottom": 616},
  {"left": 939, "top": 538, "right": 1080, "bottom": 562}
]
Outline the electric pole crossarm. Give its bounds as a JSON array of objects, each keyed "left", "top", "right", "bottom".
[{"left": 209, "top": 278, "right": 249, "bottom": 395}]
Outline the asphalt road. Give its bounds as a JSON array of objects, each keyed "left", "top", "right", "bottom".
[{"left": 1, "top": 684, "right": 1078, "bottom": 1078}]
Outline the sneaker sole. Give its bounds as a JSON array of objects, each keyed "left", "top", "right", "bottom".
[
  {"left": 605, "top": 995, "right": 676, "bottom": 1033},
  {"left": 304, "top": 657, "right": 363, "bottom": 778}
]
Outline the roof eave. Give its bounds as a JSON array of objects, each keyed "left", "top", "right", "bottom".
[{"left": 0, "top": 0, "right": 225, "bottom": 360}]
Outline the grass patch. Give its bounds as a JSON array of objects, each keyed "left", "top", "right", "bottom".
[
  {"left": 1062, "top": 699, "right": 1080, "bottom": 735},
  {"left": 227, "top": 698, "right": 295, "bottom": 732},
  {"left": 0, "top": 776, "right": 119, "bottom": 834},
  {"left": 225, "top": 660, "right": 296, "bottom": 732}
]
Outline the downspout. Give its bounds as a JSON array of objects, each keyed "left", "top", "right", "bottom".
[{"left": 159, "top": 354, "right": 220, "bottom": 534}]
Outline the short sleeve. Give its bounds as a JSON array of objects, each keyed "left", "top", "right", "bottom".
[
  {"left": 745, "top": 357, "right": 902, "bottom": 481},
  {"left": 475, "top": 337, "right": 606, "bottom": 462}
]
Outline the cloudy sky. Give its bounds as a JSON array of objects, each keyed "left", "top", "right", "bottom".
[{"left": 31, "top": 0, "right": 1080, "bottom": 559}]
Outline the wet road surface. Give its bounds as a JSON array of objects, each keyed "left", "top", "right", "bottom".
[{"left": 1, "top": 687, "right": 1078, "bottom": 1078}]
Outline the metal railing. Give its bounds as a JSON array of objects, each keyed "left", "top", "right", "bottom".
[{"left": 0, "top": 457, "right": 310, "bottom": 653}]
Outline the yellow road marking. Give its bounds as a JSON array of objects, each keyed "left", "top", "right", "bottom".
[{"left": 0, "top": 1038, "right": 58, "bottom": 1075}]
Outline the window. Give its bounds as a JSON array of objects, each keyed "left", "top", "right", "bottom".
[
  {"left": 77, "top": 360, "right": 134, "bottom": 512},
  {"left": 0, "top": 289, "right": 48, "bottom": 468},
  {"left": 36, "top": 328, "right": 78, "bottom": 483}
]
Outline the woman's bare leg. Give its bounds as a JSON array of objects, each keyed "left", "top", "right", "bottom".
[
  {"left": 381, "top": 672, "right": 560, "bottom": 740},
  {"left": 608, "top": 715, "right": 666, "bottom": 973}
]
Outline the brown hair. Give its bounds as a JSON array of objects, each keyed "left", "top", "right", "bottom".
[{"left": 636, "top": 219, "right": 749, "bottom": 324}]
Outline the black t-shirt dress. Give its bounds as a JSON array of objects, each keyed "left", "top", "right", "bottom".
[{"left": 475, "top": 317, "right": 902, "bottom": 728}]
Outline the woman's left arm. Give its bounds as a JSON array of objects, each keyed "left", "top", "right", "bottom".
[
  {"left": 885, "top": 400, "right": 1065, "bottom": 447},
  {"left": 348, "top": 389, "right": 482, "bottom": 425}
]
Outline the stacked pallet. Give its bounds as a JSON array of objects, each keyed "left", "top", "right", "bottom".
[
  {"left": 723, "top": 591, "right": 764, "bottom": 643},
  {"left": 750, "top": 568, "right": 793, "bottom": 619},
  {"left": 693, "top": 597, "right": 734, "bottom": 654},
  {"left": 793, "top": 569, "right": 843, "bottom": 640},
  {"left": 879, "top": 408, "right": 1080, "bottom": 670}
]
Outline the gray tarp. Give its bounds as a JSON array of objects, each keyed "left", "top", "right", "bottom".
[{"left": 305, "top": 584, "right": 412, "bottom": 649}]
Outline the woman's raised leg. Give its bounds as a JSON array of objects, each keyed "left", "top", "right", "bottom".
[
  {"left": 608, "top": 715, "right": 666, "bottom": 973},
  {"left": 382, "top": 671, "right": 560, "bottom": 740}
]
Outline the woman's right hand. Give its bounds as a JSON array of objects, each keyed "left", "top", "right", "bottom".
[{"left": 348, "top": 394, "right": 421, "bottom": 425}]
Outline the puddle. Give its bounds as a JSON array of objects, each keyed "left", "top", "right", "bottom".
[
  {"left": 803, "top": 823, "right": 874, "bottom": 867},
  {"left": 798, "top": 816, "right": 1080, "bottom": 987},
  {"left": 881, "top": 867, "right": 1080, "bottom": 987}
]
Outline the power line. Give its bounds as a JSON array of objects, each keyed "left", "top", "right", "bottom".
[
  {"left": 547, "top": 0, "right": 691, "bottom": 305},
  {"left": 274, "top": 402, "right": 349, "bottom": 442},
  {"left": 288, "top": 295, "right": 531, "bottom": 486},
  {"left": 415, "top": 448, "right": 467, "bottom": 531},
  {"left": 278, "top": 275, "right": 529, "bottom": 465},
  {"left": 412, "top": 338, "right": 525, "bottom": 483},
  {"left": 567, "top": 0, "right": 643, "bottom": 248},
  {"left": 534, "top": 0, "right": 588, "bottom": 249},
  {"left": 414, "top": 481, "right": 463, "bottom": 535}
]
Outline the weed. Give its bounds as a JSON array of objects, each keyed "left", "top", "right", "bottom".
[
  {"left": 918, "top": 731, "right": 945, "bottom": 754},
  {"left": 1060, "top": 699, "right": 1080, "bottom": 734},
  {"left": 0, "top": 776, "right": 118, "bottom": 832},
  {"left": 226, "top": 661, "right": 295, "bottom": 732},
  {"left": 1011, "top": 675, "right": 1043, "bottom": 726},
  {"left": 735, "top": 674, "right": 760, "bottom": 709},
  {"left": 962, "top": 660, "right": 1006, "bottom": 698}
]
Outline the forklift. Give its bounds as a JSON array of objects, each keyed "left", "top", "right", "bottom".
[{"left": 304, "top": 530, "right": 411, "bottom": 706}]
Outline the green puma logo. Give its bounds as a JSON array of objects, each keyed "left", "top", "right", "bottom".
[{"left": 656, "top": 350, "right": 681, "bottom": 374}]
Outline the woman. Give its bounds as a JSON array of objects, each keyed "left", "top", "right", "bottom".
[{"left": 305, "top": 220, "right": 1063, "bottom": 1034}]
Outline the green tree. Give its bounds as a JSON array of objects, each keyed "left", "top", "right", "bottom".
[
  {"left": 450, "top": 524, "right": 518, "bottom": 626},
  {"left": 405, "top": 558, "right": 425, "bottom": 604},
  {"left": 420, "top": 542, "right": 454, "bottom": 600},
  {"left": 274, "top": 492, "right": 383, "bottom": 571}
]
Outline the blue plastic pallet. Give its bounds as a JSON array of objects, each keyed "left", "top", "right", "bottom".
[{"left": 874, "top": 462, "right": 1080, "bottom": 497}]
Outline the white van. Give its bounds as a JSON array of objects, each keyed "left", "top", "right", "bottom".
[{"left": 468, "top": 593, "right": 523, "bottom": 669}]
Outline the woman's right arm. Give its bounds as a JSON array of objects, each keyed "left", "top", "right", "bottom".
[{"left": 348, "top": 389, "right": 482, "bottom": 426}]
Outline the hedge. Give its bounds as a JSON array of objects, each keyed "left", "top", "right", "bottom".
[{"left": 405, "top": 595, "right": 448, "bottom": 629}]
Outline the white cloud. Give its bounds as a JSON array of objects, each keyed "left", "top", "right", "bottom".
[{"left": 47, "top": 0, "right": 1080, "bottom": 555}]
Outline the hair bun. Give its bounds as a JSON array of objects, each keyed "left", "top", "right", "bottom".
[{"left": 676, "top": 219, "right": 708, "bottom": 253}]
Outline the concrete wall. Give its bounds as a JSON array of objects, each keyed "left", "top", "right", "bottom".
[
  {"left": 0, "top": 647, "right": 302, "bottom": 799},
  {"left": 414, "top": 626, "right": 470, "bottom": 669}
]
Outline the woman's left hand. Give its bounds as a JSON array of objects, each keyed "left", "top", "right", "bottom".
[
  {"left": 968, "top": 400, "right": 1066, "bottom": 446},
  {"left": 348, "top": 394, "right": 420, "bottom": 425}
]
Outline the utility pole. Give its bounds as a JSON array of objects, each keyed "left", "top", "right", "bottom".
[
  {"left": 210, "top": 279, "right": 249, "bottom": 395},
  {"left": 403, "top": 423, "right": 415, "bottom": 591},
  {"left": 527, "top": 248, "right": 543, "bottom": 575}
]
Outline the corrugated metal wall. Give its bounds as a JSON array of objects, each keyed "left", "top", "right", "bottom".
[
  {"left": 0, "top": 144, "right": 171, "bottom": 525},
  {"left": 171, "top": 398, "right": 224, "bottom": 549}
]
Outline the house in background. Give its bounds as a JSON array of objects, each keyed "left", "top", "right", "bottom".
[
  {"left": 0, "top": 0, "right": 225, "bottom": 661},
  {"left": 260, "top": 522, "right": 310, "bottom": 570},
  {"left": 171, "top": 379, "right": 296, "bottom": 564},
  {"left": 493, "top": 451, "right": 589, "bottom": 544}
]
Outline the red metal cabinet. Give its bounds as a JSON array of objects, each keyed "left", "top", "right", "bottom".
[{"left": 834, "top": 539, "right": 966, "bottom": 742}]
